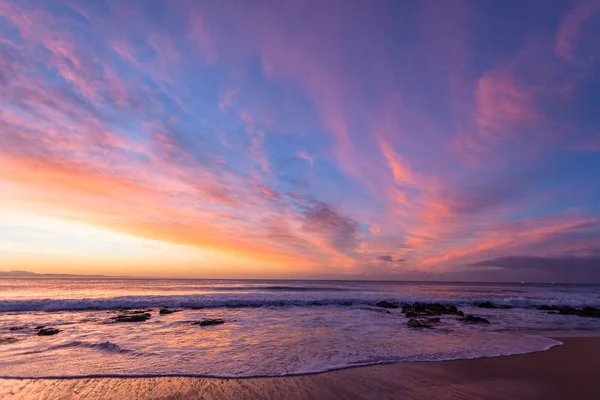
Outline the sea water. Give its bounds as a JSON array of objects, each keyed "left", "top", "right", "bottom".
[{"left": 1, "top": 279, "right": 599, "bottom": 378}]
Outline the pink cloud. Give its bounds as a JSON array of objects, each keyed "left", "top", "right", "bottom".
[
  {"left": 219, "top": 89, "right": 236, "bottom": 110},
  {"left": 376, "top": 136, "right": 414, "bottom": 186},
  {"left": 556, "top": 0, "right": 600, "bottom": 62},
  {"left": 187, "top": 8, "right": 217, "bottom": 63},
  {"left": 572, "top": 133, "right": 600, "bottom": 151},
  {"left": 294, "top": 151, "right": 314, "bottom": 166},
  {"left": 474, "top": 68, "right": 539, "bottom": 138}
]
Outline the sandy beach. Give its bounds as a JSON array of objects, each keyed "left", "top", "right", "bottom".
[{"left": 1, "top": 336, "right": 598, "bottom": 400}]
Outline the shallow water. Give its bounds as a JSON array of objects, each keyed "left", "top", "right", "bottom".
[{"left": 1, "top": 279, "right": 599, "bottom": 378}]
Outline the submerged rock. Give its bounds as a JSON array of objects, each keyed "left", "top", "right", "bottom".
[
  {"left": 9, "top": 326, "right": 26, "bottom": 331},
  {"left": 159, "top": 308, "right": 180, "bottom": 315},
  {"left": 402, "top": 302, "right": 464, "bottom": 317},
  {"left": 114, "top": 312, "right": 151, "bottom": 322},
  {"left": 579, "top": 307, "right": 600, "bottom": 317},
  {"left": 192, "top": 319, "right": 225, "bottom": 326},
  {"left": 459, "top": 315, "right": 490, "bottom": 324},
  {"left": 537, "top": 305, "right": 555, "bottom": 311},
  {"left": 476, "top": 301, "right": 513, "bottom": 309},
  {"left": 537, "top": 305, "right": 574, "bottom": 313},
  {"left": 407, "top": 318, "right": 434, "bottom": 329},
  {"left": 37, "top": 327, "right": 61, "bottom": 336},
  {"left": 536, "top": 305, "right": 600, "bottom": 317},
  {"left": 376, "top": 301, "right": 399, "bottom": 309},
  {"left": 558, "top": 306, "right": 577, "bottom": 315}
]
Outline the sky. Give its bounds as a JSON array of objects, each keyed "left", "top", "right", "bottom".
[{"left": 1, "top": 0, "right": 599, "bottom": 281}]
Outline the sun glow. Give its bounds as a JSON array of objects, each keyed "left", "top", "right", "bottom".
[{"left": 0, "top": 209, "right": 269, "bottom": 277}]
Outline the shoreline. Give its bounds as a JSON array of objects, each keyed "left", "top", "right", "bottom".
[
  {"left": 2, "top": 334, "right": 600, "bottom": 399},
  {"left": 0, "top": 331, "right": 570, "bottom": 381}
]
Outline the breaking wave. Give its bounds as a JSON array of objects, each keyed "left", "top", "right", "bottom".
[{"left": 1, "top": 293, "right": 599, "bottom": 312}]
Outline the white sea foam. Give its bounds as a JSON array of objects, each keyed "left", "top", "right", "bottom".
[
  {"left": 48, "top": 341, "right": 129, "bottom": 353},
  {"left": 1, "top": 292, "right": 599, "bottom": 312}
]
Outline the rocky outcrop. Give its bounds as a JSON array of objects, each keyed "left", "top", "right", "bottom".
[
  {"left": 402, "top": 302, "right": 464, "bottom": 317},
  {"left": 113, "top": 310, "right": 151, "bottom": 322},
  {"left": 459, "top": 315, "right": 490, "bottom": 324},
  {"left": 192, "top": 319, "right": 225, "bottom": 326},
  {"left": 115, "top": 313, "right": 151, "bottom": 322},
  {"left": 579, "top": 307, "right": 600, "bottom": 317},
  {"left": 407, "top": 318, "right": 434, "bottom": 328},
  {"left": 37, "top": 327, "right": 60, "bottom": 336},
  {"left": 159, "top": 308, "right": 180, "bottom": 315},
  {"left": 537, "top": 305, "right": 600, "bottom": 317},
  {"left": 476, "top": 301, "right": 513, "bottom": 309},
  {"left": 376, "top": 301, "right": 399, "bottom": 309}
]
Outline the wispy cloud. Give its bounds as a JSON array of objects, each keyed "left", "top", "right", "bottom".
[{"left": 555, "top": 0, "right": 600, "bottom": 62}]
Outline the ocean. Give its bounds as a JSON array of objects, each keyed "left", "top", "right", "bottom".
[{"left": 1, "top": 279, "right": 599, "bottom": 378}]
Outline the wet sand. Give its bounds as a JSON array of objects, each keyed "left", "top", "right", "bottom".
[{"left": 1, "top": 336, "right": 599, "bottom": 400}]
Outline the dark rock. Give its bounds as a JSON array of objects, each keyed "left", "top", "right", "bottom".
[
  {"left": 537, "top": 305, "right": 555, "bottom": 311},
  {"left": 407, "top": 319, "right": 434, "bottom": 329},
  {"left": 9, "top": 326, "right": 26, "bottom": 331},
  {"left": 376, "top": 301, "right": 399, "bottom": 309},
  {"left": 114, "top": 313, "right": 151, "bottom": 322},
  {"left": 159, "top": 308, "right": 179, "bottom": 315},
  {"left": 578, "top": 307, "right": 600, "bottom": 317},
  {"left": 192, "top": 319, "right": 225, "bottom": 326},
  {"left": 558, "top": 306, "right": 577, "bottom": 315},
  {"left": 34, "top": 325, "right": 45, "bottom": 330},
  {"left": 401, "top": 302, "right": 463, "bottom": 317},
  {"left": 537, "top": 305, "right": 600, "bottom": 318},
  {"left": 446, "top": 305, "right": 461, "bottom": 315},
  {"left": 476, "top": 301, "right": 513, "bottom": 309},
  {"left": 37, "top": 328, "right": 60, "bottom": 336},
  {"left": 459, "top": 315, "right": 490, "bottom": 324}
]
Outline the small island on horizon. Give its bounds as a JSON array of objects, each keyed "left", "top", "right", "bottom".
[{"left": 0, "top": 270, "right": 126, "bottom": 279}]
